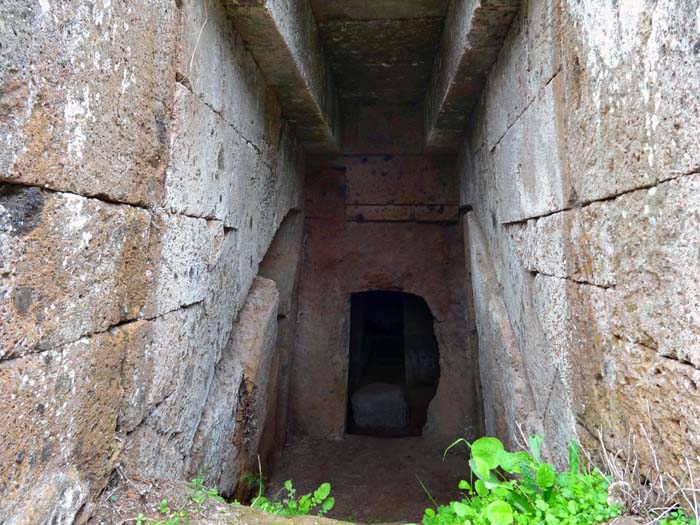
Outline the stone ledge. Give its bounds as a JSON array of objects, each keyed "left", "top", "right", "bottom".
[
  {"left": 224, "top": 0, "right": 341, "bottom": 153},
  {"left": 424, "top": 0, "right": 520, "bottom": 150}
]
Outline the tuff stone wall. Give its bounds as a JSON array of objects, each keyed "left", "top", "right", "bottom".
[
  {"left": 0, "top": 0, "right": 304, "bottom": 522},
  {"left": 461, "top": 0, "right": 700, "bottom": 476},
  {"left": 290, "top": 154, "right": 481, "bottom": 442}
]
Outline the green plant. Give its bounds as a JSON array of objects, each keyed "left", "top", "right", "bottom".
[
  {"left": 659, "top": 509, "right": 699, "bottom": 525},
  {"left": 423, "top": 436, "right": 621, "bottom": 525},
  {"left": 239, "top": 470, "right": 265, "bottom": 492},
  {"left": 251, "top": 479, "right": 335, "bottom": 517},
  {"left": 190, "top": 475, "right": 223, "bottom": 505},
  {"left": 132, "top": 476, "right": 224, "bottom": 525}
]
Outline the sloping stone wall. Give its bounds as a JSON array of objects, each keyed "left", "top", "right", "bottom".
[
  {"left": 461, "top": 0, "right": 700, "bottom": 475},
  {"left": 0, "top": 0, "right": 304, "bottom": 522}
]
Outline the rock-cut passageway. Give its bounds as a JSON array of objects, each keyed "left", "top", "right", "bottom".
[{"left": 1, "top": 0, "right": 699, "bottom": 523}]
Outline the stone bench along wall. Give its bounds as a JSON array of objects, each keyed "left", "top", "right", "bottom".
[{"left": 0, "top": 0, "right": 304, "bottom": 522}]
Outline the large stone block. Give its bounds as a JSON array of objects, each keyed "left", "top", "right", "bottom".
[
  {"left": 0, "top": 321, "right": 145, "bottom": 523},
  {"left": 495, "top": 78, "right": 566, "bottom": 223},
  {"left": 1, "top": 1, "right": 177, "bottom": 205},
  {"left": 562, "top": 0, "right": 700, "bottom": 202},
  {"left": 119, "top": 304, "right": 221, "bottom": 479},
  {"left": 345, "top": 155, "right": 458, "bottom": 206},
  {"left": 146, "top": 213, "right": 226, "bottom": 318},
  {"left": 163, "top": 84, "right": 241, "bottom": 225},
  {"left": 351, "top": 383, "right": 409, "bottom": 431},
  {"left": 179, "top": 0, "right": 283, "bottom": 151},
  {"left": 484, "top": 7, "right": 529, "bottom": 152},
  {"left": 191, "top": 277, "right": 280, "bottom": 495},
  {"left": 224, "top": 0, "right": 341, "bottom": 152},
  {"left": 510, "top": 174, "right": 700, "bottom": 366},
  {"left": 0, "top": 188, "right": 151, "bottom": 359},
  {"left": 465, "top": 213, "right": 542, "bottom": 447}
]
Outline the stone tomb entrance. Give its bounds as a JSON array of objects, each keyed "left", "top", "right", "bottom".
[{"left": 347, "top": 291, "right": 440, "bottom": 437}]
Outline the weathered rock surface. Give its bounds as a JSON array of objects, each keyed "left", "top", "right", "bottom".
[
  {"left": 0, "top": 321, "right": 147, "bottom": 522},
  {"left": 0, "top": 0, "right": 306, "bottom": 522},
  {"left": 460, "top": 0, "right": 700, "bottom": 476},
  {"left": 0, "top": 189, "right": 152, "bottom": 359},
  {"left": 224, "top": 0, "right": 341, "bottom": 152},
  {"left": 425, "top": 0, "right": 520, "bottom": 149},
  {"left": 191, "top": 277, "right": 280, "bottom": 497},
  {"left": 1, "top": 1, "right": 178, "bottom": 205},
  {"left": 292, "top": 157, "right": 479, "bottom": 442}
]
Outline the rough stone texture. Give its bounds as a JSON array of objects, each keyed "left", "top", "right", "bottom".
[
  {"left": 1, "top": 189, "right": 152, "bottom": 359},
  {"left": 0, "top": 0, "right": 306, "bottom": 521},
  {"left": 180, "top": 0, "right": 281, "bottom": 151},
  {"left": 310, "top": 0, "right": 447, "bottom": 21},
  {"left": 466, "top": 213, "right": 541, "bottom": 449},
  {"left": 310, "top": 0, "right": 448, "bottom": 106},
  {"left": 306, "top": 155, "right": 459, "bottom": 225},
  {"left": 257, "top": 210, "right": 305, "bottom": 469},
  {"left": 0, "top": 321, "right": 146, "bottom": 522},
  {"left": 425, "top": 0, "right": 520, "bottom": 150},
  {"left": 224, "top": 0, "right": 341, "bottom": 152},
  {"left": 291, "top": 157, "right": 479, "bottom": 442},
  {"left": 340, "top": 104, "right": 425, "bottom": 155},
  {"left": 460, "top": 0, "right": 700, "bottom": 475},
  {"left": 0, "top": 1, "right": 178, "bottom": 206},
  {"left": 188, "top": 277, "right": 280, "bottom": 497}
]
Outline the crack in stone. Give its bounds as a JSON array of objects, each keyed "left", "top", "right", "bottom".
[
  {"left": 0, "top": 180, "right": 226, "bottom": 227},
  {"left": 501, "top": 169, "right": 700, "bottom": 226},
  {"left": 0, "top": 299, "right": 205, "bottom": 364},
  {"left": 483, "top": 65, "right": 563, "bottom": 156},
  {"left": 658, "top": 353, "right": 700, "bottom": 372},
  {"left": 528, "top": 269, "right": 615, "bottom": 291},
  {"left": 175, "top": 71, "right": 268, "bottom": 158}
]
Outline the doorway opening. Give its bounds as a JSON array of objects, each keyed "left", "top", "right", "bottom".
[{"left": 346, "top": 291, "right": 440, "bottom": 437}]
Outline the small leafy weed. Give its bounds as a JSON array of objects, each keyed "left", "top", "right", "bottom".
[
  {"left": 422, "top": 436, "right": 621, "bottom": 525},
  {"left": 251, "top": 479, "right": 335, "bottom": 517}
]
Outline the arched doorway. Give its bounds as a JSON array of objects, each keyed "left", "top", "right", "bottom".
[{"left": 346, "top": 291, "right": 440, "bottom": 436}]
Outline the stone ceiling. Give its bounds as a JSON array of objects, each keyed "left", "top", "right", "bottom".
[
  {"left": 226, "top": 0, "right": 520, "bottom": 152},
  {"left": 309, "top": 0, "right": 450, "bottom": 106}
]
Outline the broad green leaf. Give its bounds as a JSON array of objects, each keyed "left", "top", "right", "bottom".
[
  {"left": 458, "top": 480, "right": 470, "bottom": 490},
  {"left": 536, "top": 463, "right": 556, "bottom": 489},
  {"left": 284, "top": 480, "right": 293, "bottom": 492},
  {"left": 485, "top": 500, "right": 513, "bottom": 525},
  {"left": 453, "top": 501, "right": 470, "bottom": 518},
  {"left": 313, "top": 483, "right": 331, "bottom": 501},
  {"left": 471, "top": 437, "right": 505, "bottom": 469},
  {"left": 469, "top": 457, "right": 493, "bottom": 481},
  {"left": 475, "top": 479, "right": 489, "bottom": 497},
  {"left": 322, "top": 497, "right": 335, "bottom": 512},
  {"left": 496, "top": 449, "right": 519, "bottom": 473},
  {"left": 425, "top": 508, "right": 436, "bottom": 517}
]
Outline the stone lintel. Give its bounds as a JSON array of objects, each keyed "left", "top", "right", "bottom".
[
  {"left": 224, "top": 0, "right": 341, "bottom": 153},
  {"left": 425, "top": 0, "right": 520, "bottom": 150}
]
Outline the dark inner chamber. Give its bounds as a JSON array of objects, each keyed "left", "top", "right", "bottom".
[{"left": 346, "top": 291, "right": 440, "bottom": 437}]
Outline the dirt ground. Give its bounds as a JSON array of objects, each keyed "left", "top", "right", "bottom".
[{"left": 267, "top": 435, "right": 469, "bottom": 523}]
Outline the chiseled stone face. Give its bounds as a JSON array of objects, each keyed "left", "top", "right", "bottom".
[
  {"left": 0, "top": 321, "right": 148, "bottom": 522},
  {"left": 1, "top": 1, "right": 178, "bottom": 206},
  {"left": 461, "top": 0, "right": 700, "bottom": 477},
  {"left": 0, "top": 188, "right": 152, "bottom": 360}
]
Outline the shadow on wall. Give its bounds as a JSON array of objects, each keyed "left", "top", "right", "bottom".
[{"left": 346, "top": 291, "right": 440, "bottom": 437}]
